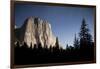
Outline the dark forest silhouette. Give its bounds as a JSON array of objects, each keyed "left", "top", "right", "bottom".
[{"left": 14, "top": 19, "right": 95, "bottom": 65}]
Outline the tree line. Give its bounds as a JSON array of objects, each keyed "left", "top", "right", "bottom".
[{"left": 14, "top": 18, "right": 95, "bottom": 65}]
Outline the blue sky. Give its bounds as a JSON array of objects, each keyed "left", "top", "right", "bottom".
[{"left": 15, "top": 3, "right": 95, "bottom": 48}]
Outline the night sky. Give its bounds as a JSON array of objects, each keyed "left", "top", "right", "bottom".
[{"left": 15, "top": 3, "right": 95, "bottom": 48}]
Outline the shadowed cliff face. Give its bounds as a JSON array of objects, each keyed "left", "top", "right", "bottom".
[{"left": 15, "top": 17, "right": 56, "bottom": 48}]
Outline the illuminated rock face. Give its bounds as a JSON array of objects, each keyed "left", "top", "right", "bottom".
[{"left": 15, "top": 17, "right": 56, "bottom": 48}]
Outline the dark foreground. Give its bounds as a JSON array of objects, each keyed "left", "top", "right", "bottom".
[{"left": 14, "top": 42, "right": 95, "bottom": 65}]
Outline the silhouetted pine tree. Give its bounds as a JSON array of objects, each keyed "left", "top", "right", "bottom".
[
  {"left": 79, "top": 18, "right": 93, "bottom": 49},
  {"left": 38, "top": 42, "right": 42, "bottom": 49},
  {"left": 34, "top": 44, "right": 37, "bottom": 49},
  {"left": 55, "top": 37, "right": 60, "bottom": 50},
  {"left": 73, "top": 34, "right": 80, "bottom": 49},
  {"left": 23, "top": 42, "right": 28, "bottom": 48},
  {"left": 79, "top": 18, "right": 94, "bottom": 59}
]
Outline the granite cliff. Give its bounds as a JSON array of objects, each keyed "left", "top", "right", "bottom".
[{"left": 15, "top": 17, "right": 56, "bottom": 48}]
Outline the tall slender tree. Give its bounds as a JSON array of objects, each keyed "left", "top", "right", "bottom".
[
  {"left": 55, "top": 37, "right": 60, "bottom": 50},
  {"left": 73, "top": 34, "right": 79, "bottom": 49}
]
